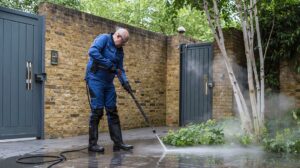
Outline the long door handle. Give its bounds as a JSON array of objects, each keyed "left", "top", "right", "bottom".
[
  {"left": 203, "top": 74, "right": 208, "bottom": 95},
  {"left": 26, "top": 61, "right": 32, "bottom": 90},
  {"left": 29, "top": 62, "right": 32, "bottom": 90},
  {"left": 26, "top": 61, "right": 29, "bottom": 90},
  {"left": 205, "top": 81, "right": 208, "bottom": 95}
]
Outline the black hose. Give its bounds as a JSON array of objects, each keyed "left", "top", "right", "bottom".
[
  {"left": 16, "top": 147, "right": 88, "bottom": 168},
  {"left": 16, "top": 82, "right": 92, "bottom": 167}
]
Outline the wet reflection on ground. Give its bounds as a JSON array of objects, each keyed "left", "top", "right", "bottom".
[{"left": 1, "top": 138, "right": 300, "bottom": 168}]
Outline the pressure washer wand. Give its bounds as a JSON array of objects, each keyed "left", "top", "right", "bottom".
[{"left": 128, "top": 89, "right": 157, "bottom": 134}]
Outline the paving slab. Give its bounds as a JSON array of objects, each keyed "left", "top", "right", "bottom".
[{"left": 0, "top": 127, "right": 173, "bottom": 159}]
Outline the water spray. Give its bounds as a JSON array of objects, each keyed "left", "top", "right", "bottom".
[{"left": 127, "top": 88, "right": 168, "bottom": 151}]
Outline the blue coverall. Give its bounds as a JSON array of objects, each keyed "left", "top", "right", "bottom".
[
  {"left": 85, "top": 33, "right": 128, "bottom": 110},
  {"left": 85, "top": 33, "right": 129, "bottom": 148}
]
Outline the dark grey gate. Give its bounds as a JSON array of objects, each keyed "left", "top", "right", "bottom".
[
  {"left": 180, "top": 43, "right": 213, "bottom": 126},
  {"left": 0, "top": 7, "right": 45, "bottom": 139}
]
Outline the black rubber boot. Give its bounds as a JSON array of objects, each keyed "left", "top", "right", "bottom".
[
  {"left": 113, "top": 143, "right": 134, "bottom": 151},
  {"left": 88, "top": 108, "right": 105, "bottom": 153},
  {"left": 107, "top": 107, "right": 134, "bottom": 152}
]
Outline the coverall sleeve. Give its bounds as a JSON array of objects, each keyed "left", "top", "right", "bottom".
[
  {"left": 88, "top": 35, "right": 113, "bottom": 69},
  {"left": 117, "top": 53, "right": 128, "bottom": 85}
]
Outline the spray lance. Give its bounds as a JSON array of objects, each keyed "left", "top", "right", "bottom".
[
  {"left": 127, "top": 88, "right": 156, "bottom": 134},
  {"left": 123, "top": 80, "right": 167, "bottom": 151}
]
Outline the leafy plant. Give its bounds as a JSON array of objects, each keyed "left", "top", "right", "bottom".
[
  {"left": 0, "top": 0, "right": 82, "bottom": 13},
  {"left": 263, "top": 128, "right": 300, "bottom": 154},
  {"left": 1, "top": 0, "right": 214, "bottom": 41},
  {"left": 291, "top": 108, "right": 300, "bottom": 124},
  {"left": 260, "top": 0, "right": 300, "bottom": 90},
  {"left": 266, "top": 108, "right": 300, "bottom": 137},
  {"left": 162, "top": 120, "right": 225, "bottom": 146},
  {"left": 236, "top": 134, "right": 254, "bottom": 146}
]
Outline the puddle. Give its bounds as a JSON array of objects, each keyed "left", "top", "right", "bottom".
[{"left": 1, "top": 138, "right": 299, "bottom": 168}]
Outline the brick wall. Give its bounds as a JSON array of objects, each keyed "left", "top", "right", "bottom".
[
  {"left": 280, "top": 61, "right": 300, "bottom": 108},
  {"left": 212, "top": 28, "right": 247, "bottom": 119},
  {"left": 38, "top": 3, "right": 246, "bottom": 138},
  {"left": 38, "top": 3, "right": 166, "bottom": 138}
]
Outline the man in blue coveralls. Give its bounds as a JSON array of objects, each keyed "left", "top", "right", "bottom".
[{"left": 85, "top": 28, "right": 133, "bottom": 153}]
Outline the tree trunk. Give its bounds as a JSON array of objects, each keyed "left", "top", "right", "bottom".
[
  {"left": 203, "top": 0, "right": 253, "bottom": 133},
  {"left": 253, "top": 0, "right": 265, "bottom": 124}
]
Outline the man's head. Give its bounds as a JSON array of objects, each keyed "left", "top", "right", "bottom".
[{"left": 113, "top": 28, "right": 129, "bottom": 48}]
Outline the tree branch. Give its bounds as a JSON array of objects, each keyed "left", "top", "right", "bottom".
[{"left": 264, "top": 17, "right": 275, "bottom": 60}]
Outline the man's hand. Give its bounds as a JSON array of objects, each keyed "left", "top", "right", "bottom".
[
  {"left": 109, "top": 66, "right": 122, "bottom": 77},
  {"left": 109, "top": 66, "right": 117, "bottom": 73},
  {"left": 122, "top": 82, "right": 132, "bottom": 93},
  {"left": 117, "top": 69, "right": 122, "bottom": 77}
]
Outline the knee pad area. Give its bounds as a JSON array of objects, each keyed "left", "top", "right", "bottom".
[
  {"left": 91, "top": 108, "right": 104, "bottom": 120},
  {"left": 106, "top": 107, "right": 120, "bottom": 124}
]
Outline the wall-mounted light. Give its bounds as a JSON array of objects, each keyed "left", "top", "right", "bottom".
[
  {"left": 177, "top": 26, "right": 186, "bottom": 34},
  {"left": 177, "top": 26, "right": 186, "bottom": 49}
]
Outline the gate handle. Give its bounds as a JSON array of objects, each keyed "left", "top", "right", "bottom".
[
  {"left": 205, "top": 82, "right": 208, "bottom": 95},
  {"left": 26, "top": 62, "right": 28, "bottom": 90},
  {"left": 26, "top": 61, "right": 32, "bottom": 90},
  {"left": 203, "top": 75, "right": 208, "bottom": 95},
  {"left": 29, "top": 62, "right": 32, "bottom": 90}
]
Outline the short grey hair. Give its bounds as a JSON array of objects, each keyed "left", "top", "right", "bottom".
[{"left": 115, "top": 27, "right": 129, "bottom": 42}]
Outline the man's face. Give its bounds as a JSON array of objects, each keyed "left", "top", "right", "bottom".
[{"left": 115, "top": 33, "right": 128, "bottom": 48}]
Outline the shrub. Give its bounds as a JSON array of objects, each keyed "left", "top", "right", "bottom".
[
  {"left": 237, "top": 134, "right": 254, "bottom": 146},
  {"left": 263, "top": 128, "right": 300, "bottom": 154},
  {"left": 162, "top": 120, "right": 225, "bottom": 146}
]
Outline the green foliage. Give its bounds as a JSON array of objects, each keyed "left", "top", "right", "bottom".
[
  {"left": 263, "top": 108, "right": 300, "bottom": 154},
  {"left": 263, "top": 128, "right": 300, "bottom": 154},
  {"left": 0, "top": 0, "right": 39, "bottom": 12},
  {"left": 266, "top": 108, "right": 300, "bottom": 136},
  {"left": 82, "top": 0, "right": 213, "bottom": 41},
  {"left": 162, "top": 120, "right": 225, "bottom": 146},
  {"left": 291, "top": 108, "right": 300, "bottom": 123},
  {"left": 217, "top": 118, "right": 256, "bottom": 146},
  {"left": 0, "top": 0, "right": 213, "bottom": 41},
  {"left": 260, "top": 0, "right": 300, "bottom": 90},
  {"left": 236, "top": 133, "right": 254, "bottom": 146},
  {"left": 0, "top": 0, "right": 82, "bottom": 13},
  {"left": 167, "top": 0, "right": 239, "bottom": 29},
  {"left": 82, "top": 0, "right": 173, "bottom": 34}
]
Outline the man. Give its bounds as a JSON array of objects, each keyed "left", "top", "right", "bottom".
[{"left": 85, "top": 28, "right": 133, "bottom": 152}]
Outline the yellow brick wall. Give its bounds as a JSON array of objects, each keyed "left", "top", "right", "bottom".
[
  {"left": 38, "top": 3, "right": 246, "bottom": 138},
  {"left": 280, "top": 61, "right": 300, "bottom": 108},
  {"left": 212, "top": 28, "right": 247, "bottom": 119},
  {"left": 39, "top": 3, "right": 166, "bottom": 138}
]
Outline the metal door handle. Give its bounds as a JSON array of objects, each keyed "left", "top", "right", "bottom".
[
  {"left": 26, "top": 62, "right": 29, "bottom": 90},
  {"left": 205, "top": 82, "right": 208, "bottom": 95},
  {"left": 29, "top": 62, "right": 32, "bottom": 90},
  {"left": 203, "top": 74, "right": 208, "bottom": 95},
  {"left": 26, "top": 61, "right": 32, "bottom": 90}
]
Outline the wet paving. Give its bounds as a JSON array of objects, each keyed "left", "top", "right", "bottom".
[{"left": 1, "top": 138, "right": 300, "bottom": 168}]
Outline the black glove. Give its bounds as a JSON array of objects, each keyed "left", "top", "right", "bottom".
[
  {"left": 122, "top": 82, "right": 132, "bottom": 93},
  {"left": 109, "top": 66, "right": 117, "bottom": 73}
]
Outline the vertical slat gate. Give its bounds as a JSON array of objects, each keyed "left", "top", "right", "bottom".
[
  {"left": 0, "top": 7, "right": 44, "bottom": 139},
  {"left": 0, "top": 19, "right": 3, "bottom": 128},
  {"left": 180, "top": 43, "right": 213, "bottom": 126}
]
